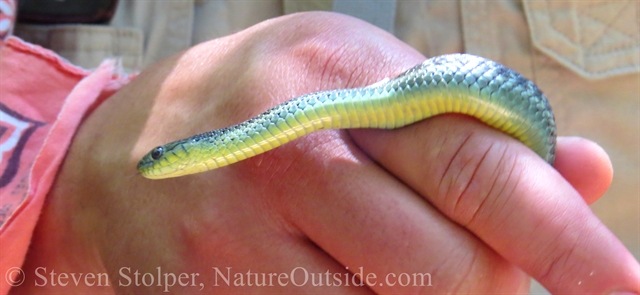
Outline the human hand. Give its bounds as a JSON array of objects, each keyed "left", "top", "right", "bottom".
[{"left": 20, "top": 12, "right": 639, "bottom": 294}]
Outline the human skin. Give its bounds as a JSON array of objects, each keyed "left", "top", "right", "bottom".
[{"left": 13, "top": 12, "right": 639, "bottom": 294}]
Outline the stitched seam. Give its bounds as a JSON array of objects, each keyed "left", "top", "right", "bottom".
[
  {"left": 571, "top": 2, "right": 584, "bottom": 68},
  {"left": 579, "top": 1, "right": 637, "bottom": 42},
  {"left": 527, "top": 0, "right": 639, "bottom": 76}
]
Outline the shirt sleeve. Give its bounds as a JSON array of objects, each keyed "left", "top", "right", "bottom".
[{"left": 0, "top": 36, "right": 131, "bottom": 294}]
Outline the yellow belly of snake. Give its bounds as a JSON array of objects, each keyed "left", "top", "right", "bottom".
[{"left": 138, "top": 54, "right": 556, "bottom": 179}]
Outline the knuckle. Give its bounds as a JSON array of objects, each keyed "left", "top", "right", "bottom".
[
  {"left": 534, "top": 218, "right": 588, "bottom": 287},
  {"left": 421, "top": 243, "right": 527, "bottom": 294},
  {"left": 274, "top": 13, "right": 400, "bottom": 88},
  {"left": 435, "top": 130, "right": 522, "bottom": 228}
]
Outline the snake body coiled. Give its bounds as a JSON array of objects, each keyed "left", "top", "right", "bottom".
[{"left": 138, "top": 54, "right": 556, "bottom": 179}]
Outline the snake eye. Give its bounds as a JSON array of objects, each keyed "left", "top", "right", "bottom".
[{"left": 150, "top": 147, "right": 164, "bottom": 160}]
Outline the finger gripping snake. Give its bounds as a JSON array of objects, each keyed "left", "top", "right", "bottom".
[{"left": 138, "top": 54, "right": 557, "bottom": 179}]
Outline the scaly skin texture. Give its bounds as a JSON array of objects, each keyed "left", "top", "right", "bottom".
[{"left": 138, "top": 54, "right": 556, "bottom": 179}]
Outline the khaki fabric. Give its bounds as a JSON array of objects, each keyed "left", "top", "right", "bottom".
[
  {"left": 524, "top": 0, "right": 639, "bottom": 78},
  {"left": 13, "top": 24, "right": 143, "bottom": 70},
  {"left": 12, "top": 1, "right": 640, "bottom": 293}
]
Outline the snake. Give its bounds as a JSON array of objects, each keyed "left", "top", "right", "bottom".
[{"left": 137, "top": 54, "right": 556, "bottom": 179}]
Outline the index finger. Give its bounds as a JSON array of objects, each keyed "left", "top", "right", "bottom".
[{"left": 349, "top": 115, "right": 640, "bottom": 294}]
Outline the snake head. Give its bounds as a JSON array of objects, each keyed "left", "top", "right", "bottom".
[{"left": 137, "top": 141, "right": 192, "bottom": 179}]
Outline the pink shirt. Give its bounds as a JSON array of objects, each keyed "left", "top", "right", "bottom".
[{"left": 0, "top": 36, "right": 130, "bottom": 293}]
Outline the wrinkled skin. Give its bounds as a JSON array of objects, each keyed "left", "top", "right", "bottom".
[{"left": 14, "top": 12, "right": 639, "bottom": 294}]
